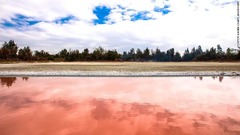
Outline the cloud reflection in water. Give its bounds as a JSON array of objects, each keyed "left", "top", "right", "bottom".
[{"left": 0, "top": 77, "right": 239, "bottom": 135}]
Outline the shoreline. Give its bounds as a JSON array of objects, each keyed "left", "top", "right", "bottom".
[
  {"left": 1, "top": 62, "right": 240, "bottom": 77},
  {"left": 0, "top": 71, "right": 240, "bottom": 77}
]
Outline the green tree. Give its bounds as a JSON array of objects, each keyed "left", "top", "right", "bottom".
[
  {"left": 226, "top": 47, "right": 234, "bottom": 60},
  {"left": 143, "top": 47, "right": 150, "bottom": 61},
  {"left": 18, "top": 46, "right": 33, "bottom": 61},
  {"left": 0, "top": 40, "right": 18, "bottom": 60},
  {"left": 154, "top": 48, "right": 161, "bottom": 61},
  {"left": 174, "top": 51, "right": 181, "bottom": 61},
  {"left": 67, "top": 49, "right": 80, "bottom": 61},
  {"left": 182, "top": 48, "right": 190, "bottom": 61},
  {"left": 166, "top": 48, "right": 174, "bottom": 61},
  {"left": 216, "top": 44, "right": 224, "bottom": 59},
  {"left": 209, "top": 47, "right": 217, "bottom": 60},
  {"left": 128, "top": 48, "right": 135, "bottom": 61},
  {"left": 196, "top": 45, "right": 203, "bottom": 56},
  {"left": 82, "top": 48, "right": 90, "bottom": 60},
  {"left": 92, "top": 46, "right": 105, "bottom": 60},
  {"left": 136, "top": 48, "right": 143, "bottom": 60},
  {"left": 122, "top": 51, "right": 128, "bottom": 60},
  {"left": 217, "top": 44, "right": 223, "bottom": 55},
  {"left": 59, "top": 49, "right": 68, "bottom": 60},
  {"left": 105, "top": 50, "right": 120, "bottom": 60},
  {"left": 190, "top": 47, "right": 196, "bottom": 59},
  {"left": 34, "top": 50, "right": 50, "bottom": 61},
  {"left": 226, "top": 48, "right": 232, "bottom": 56}
]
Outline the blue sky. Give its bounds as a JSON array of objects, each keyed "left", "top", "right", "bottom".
[
  {"left": 2, "top": 14, "right": 40, "bottom": 28},
  {"left": 0, "top": 0, "right": 236, "bottom": 53},
  {"left": 93, "top": 6, "right": 111, "bottom": 25}
]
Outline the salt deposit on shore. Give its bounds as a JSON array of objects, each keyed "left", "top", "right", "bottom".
[{"left": 0, "top": 71, "right": 239, "bottom": 77}]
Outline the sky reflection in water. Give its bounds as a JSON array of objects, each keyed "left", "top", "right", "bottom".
[{"left": 0, "top": 77, "right": 240, "bottom": 135}]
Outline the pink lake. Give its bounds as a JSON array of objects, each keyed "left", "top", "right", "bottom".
[{"left": 0, "top": 77, "right": 240, "bottom": 135}]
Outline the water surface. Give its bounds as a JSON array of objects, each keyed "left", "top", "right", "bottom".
[{"left": 0, "top": 77, "right": 240, "bottom": 135}]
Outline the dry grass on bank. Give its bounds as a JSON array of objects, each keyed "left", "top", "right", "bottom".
[{"left": 0, "top": 62, "right": 240, "bottom": 72}]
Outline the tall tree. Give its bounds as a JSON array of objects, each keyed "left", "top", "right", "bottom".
[
  {"left": 0, "top": 40, "right": 18, "bottom": 60},
  {"left": 18, "top": 46, "right": 33, "bottom": 61},
  {"left": 82, "top": 48, "right": 90, "bottom": 60},
  {"left": 105, "top": 49, "right": 120, "bottom": 60},
  {"left": 226, "top": 48, "right": 231, "bottom": 56},
  {"left": 136, "top": 48, "right": 143, "bottom": 60},
  {"left": 128, "top": 48, "right": 135, "bottom": 60},
  {"left": 92, "top": 46, "right": 105, "bottom": 60},
  {"left": 154, "top": 48, "right": 161, "bottom": 61},
  {"left": 122, "top": 51, "right": 128, "bottom": 61},
  {"left": 217, "top": 44, "right": 223, "bottom": 55},
  {"left": 174, "top": 51, "right": 181, "bottom": 61},
  {"left": 67, "top": 49, "right": 80, "bottom": 61},
  {"left": 34, "top": 50, "right": 50, "bottom": 61},
  {"left": 182, "top": 48, "right": 190, "bottom": 61},
  {"left": 59, "top": 49, "right": 68, "bottom": 59},
  {"left": 166, "top": 48, "right": 174, "bottom": 61},
  {"left": 143, "top": 47, "right": 150, "bottom": 60},
  {"left": 196, "top": 45, "right": 203, "bottom": 56}
]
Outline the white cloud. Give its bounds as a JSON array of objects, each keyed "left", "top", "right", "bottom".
[{"left": 0, "top": 0, "right": 237, "bottom": 54}]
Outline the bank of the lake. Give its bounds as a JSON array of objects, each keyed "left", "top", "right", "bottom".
[{"left": 0, "top": 62, "right": 240, "bottom": 77}]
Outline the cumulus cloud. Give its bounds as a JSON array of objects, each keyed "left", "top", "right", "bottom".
[{"left": 0, "top": 0, "right": 237, "bottom": 53}]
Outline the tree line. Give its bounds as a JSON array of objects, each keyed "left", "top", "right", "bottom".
[{"left": 0, "top": 40, "right": 239, "bottom": 62}]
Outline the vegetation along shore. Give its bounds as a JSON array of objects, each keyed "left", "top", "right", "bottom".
[
  {"left": 0, "top": 40, "right": 240, "bottom": 62},
  {"left": 0, "top": 40, "right": 240, "bottom": 77}
]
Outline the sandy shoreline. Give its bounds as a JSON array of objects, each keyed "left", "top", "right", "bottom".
[
  {"left": 1, "top": 62, "right": 240, "bottom": 77},
  {"left": 0, "top": 71, "right": 240, "bottom": 77}
]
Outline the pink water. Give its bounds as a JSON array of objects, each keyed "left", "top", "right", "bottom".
[{"left": 0, "top": 77, "right": 240, "bottom": 135}]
